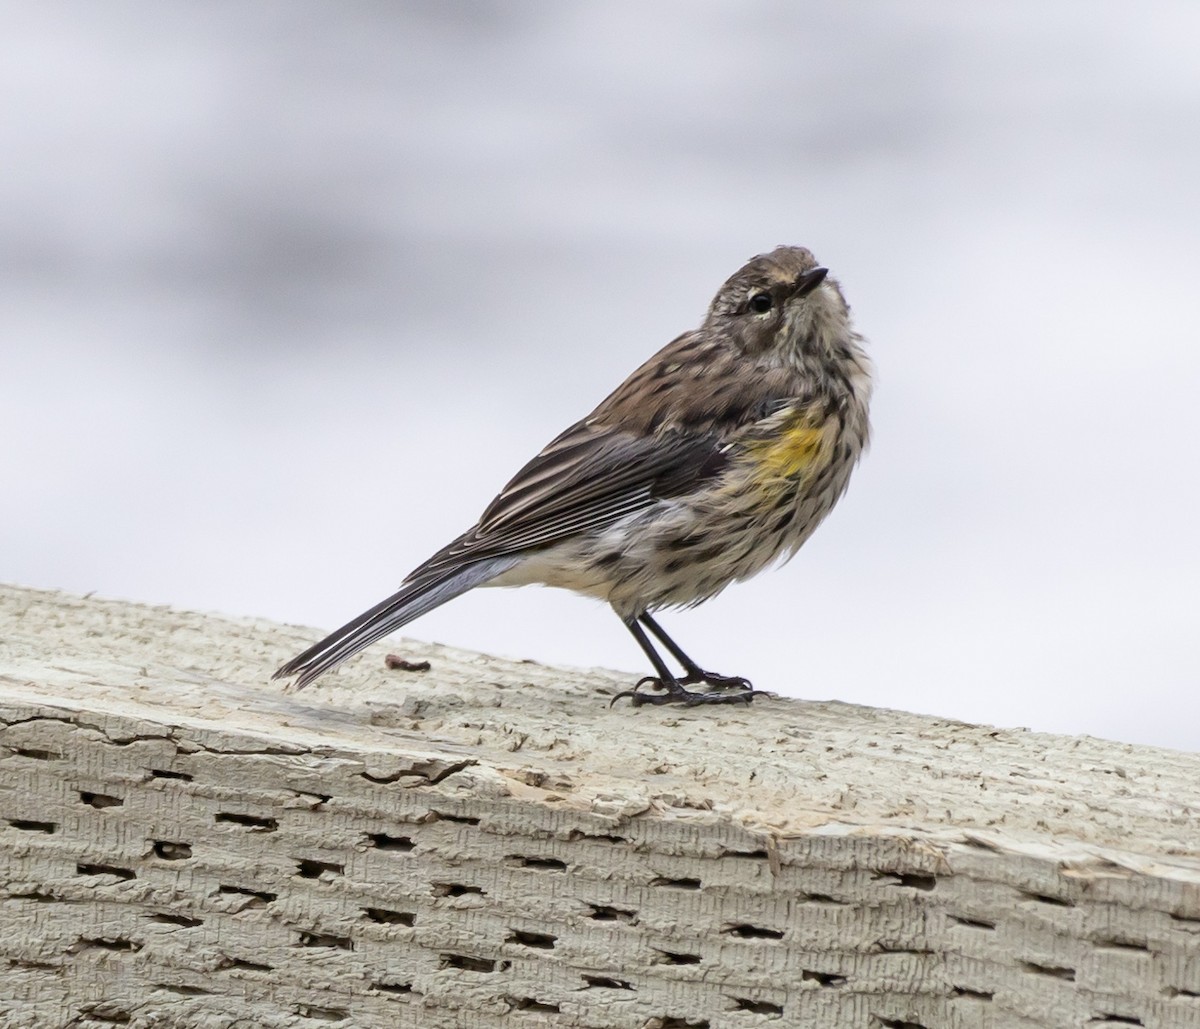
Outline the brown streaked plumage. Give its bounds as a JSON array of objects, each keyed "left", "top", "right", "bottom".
[{"left": 275, "top": 246, "right": 873, "bottom": 706}]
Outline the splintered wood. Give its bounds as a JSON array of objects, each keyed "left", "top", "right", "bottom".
[{"left": 1, "top": 584, "right": 1198, "bottom": 1029}]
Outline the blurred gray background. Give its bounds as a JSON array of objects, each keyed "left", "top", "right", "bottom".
[{"left": 3, "top": 2, "right": 1197, "bottom": 748}]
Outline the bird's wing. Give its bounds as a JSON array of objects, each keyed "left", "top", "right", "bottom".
[
  {"left": 410, "top": 325, "right": 825, "bottom": 581},
  {"left": 415, "top": 420, "right": 727, "bottom": 576}
]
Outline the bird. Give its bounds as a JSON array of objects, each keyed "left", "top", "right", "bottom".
[{"left": 274, "top": 245, "right": 872, "bottom": 707}]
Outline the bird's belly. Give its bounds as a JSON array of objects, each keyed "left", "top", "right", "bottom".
[
  {"left": 485, "top": 441, "right": 860, "bottom": 617},
  {"left": 485, "top": 547, "right": 618, "bottom": 600}
]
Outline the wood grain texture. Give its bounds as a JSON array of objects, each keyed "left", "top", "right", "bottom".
[{"left": 1, "top": 583, "right": 1198, "bottom": 1028}]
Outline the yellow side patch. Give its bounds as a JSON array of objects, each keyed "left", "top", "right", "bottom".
[{"left": 749, "top": 419, "right": 829, "bottom": 481}]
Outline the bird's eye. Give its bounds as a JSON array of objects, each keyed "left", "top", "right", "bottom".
[{"left": 748, "top": 292, "right": 773, "bottom": 313}]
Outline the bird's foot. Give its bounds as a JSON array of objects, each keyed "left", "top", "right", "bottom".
[
  {"left": 610, "top": 675, "right": 765, "bottom": 708},
  {"left": 678, "top": 669, "right": 753, "bottom": 692}
]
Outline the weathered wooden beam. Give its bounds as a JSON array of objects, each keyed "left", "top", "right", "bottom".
[{"left": 1, "top": 583, "right": 1198, "bottom": 1028}]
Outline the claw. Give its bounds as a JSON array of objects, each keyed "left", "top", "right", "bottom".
[
  {"left": 610, "top": 675, "right": 768, "bottom": 709},
  {"left": 608, "top": 676, "right": 670, "bottom": 708}
]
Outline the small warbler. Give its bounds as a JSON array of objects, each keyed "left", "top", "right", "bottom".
[{"left": 275, "top": 246, "right": 872, "bottom": 707}]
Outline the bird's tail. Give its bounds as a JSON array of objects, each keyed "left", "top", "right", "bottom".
[{"left": 272, "top": 556, "right": 517, "bottom": 690}]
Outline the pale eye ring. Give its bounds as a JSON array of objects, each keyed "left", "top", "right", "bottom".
[{"left": 749, "top": 292, "right": 773, "bottom": 313}]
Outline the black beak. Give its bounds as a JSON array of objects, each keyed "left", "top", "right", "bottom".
[{"left": 792, "top": 266, "right": 828, "bottom": 298}]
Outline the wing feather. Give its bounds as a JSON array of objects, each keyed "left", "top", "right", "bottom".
[{"left": 417, "top": 422, "right": 725, "bottom": 575}]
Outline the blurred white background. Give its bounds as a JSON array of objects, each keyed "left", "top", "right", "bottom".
[{"left": 3, "top": 2, "right": 1197, "bottom": 749}]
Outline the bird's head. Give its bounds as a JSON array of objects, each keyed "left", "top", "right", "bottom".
[{"left": 704, "top": 245, "right": 851, "bottom": 361}]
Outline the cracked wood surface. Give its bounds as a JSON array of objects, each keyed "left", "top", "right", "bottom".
[{"left": 0, "top": 582, "right": 1198, "bottom": 1029}]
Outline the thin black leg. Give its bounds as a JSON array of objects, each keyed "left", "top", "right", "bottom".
[
  {"left": 625, "top": 616, "right": 678, "bottom": 683},
  {"left": 638, "top": 613, "right": 753, "bottom": 692},
  {"left": 609, "top": 612, "right": 765, "bottom": 708}
]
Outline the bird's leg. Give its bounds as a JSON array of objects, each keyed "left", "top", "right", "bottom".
[
  {"left": 608, "top": 618, "right": 689, "bottom": 707},
  {"left": 638, "top": 613, "right": 753, "bottom": 692},
  {"left": 609, "top": 614, "right": 762, "bottom": 708}
]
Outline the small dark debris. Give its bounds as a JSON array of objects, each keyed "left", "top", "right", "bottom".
[{"left": 385, "top": 655, "right": 431, "bottom": 672}]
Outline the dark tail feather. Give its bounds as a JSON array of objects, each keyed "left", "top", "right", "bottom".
[{"left": 273, "top": 556, "right": 517, "bottom": 690}]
